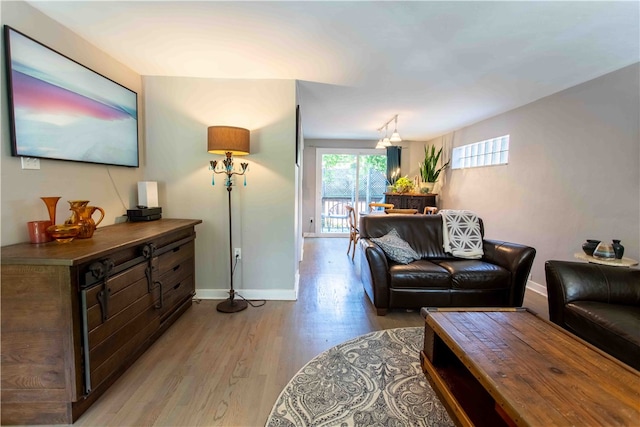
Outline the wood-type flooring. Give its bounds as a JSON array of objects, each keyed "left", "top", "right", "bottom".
[{"left": 72, "top": 237, "right": 548, "bottom": 427}]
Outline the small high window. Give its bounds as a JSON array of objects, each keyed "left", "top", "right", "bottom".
[{"left": 452, "top": 135, "right": 509, "bottom": 169}]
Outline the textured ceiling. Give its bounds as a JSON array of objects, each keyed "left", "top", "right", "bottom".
[{"left": 27, "top": 1, "right": 640, "bottom": 141}]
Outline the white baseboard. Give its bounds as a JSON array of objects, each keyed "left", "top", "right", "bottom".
[
  {"left": 303, "top": 233, "right": 346, "bottom": 238},
  {"left": 197, "top": 281, "right": 544, "bottom": 302},
  {"left": 195, "top": 288, "right": 297, "bottom": 301},
  {"left": 526, "top": 280, "right": 547, "bottom": 297}
]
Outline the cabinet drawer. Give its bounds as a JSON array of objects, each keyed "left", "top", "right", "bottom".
[
  {"left": 157, "top": 242, "right": 194, "bottom": 276},
  {"left": 158, "top": 256, "right": 193, "bottom": 289},
  {"left": 160, "top": 275, "right": 194, "bottom": 319}
]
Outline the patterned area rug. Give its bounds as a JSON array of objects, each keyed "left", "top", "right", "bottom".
[{"left": 266, "top": 327, "right": 454, "bottom": 426}]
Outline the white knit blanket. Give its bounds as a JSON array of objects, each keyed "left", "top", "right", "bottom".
[{"left": 440, "top": 209, "right": 484, "bottom": 259}]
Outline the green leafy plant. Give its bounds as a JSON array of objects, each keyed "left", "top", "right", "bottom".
[
  {"left": 419, "top": 145, "right": 450, "bottom": 183},
  {"left": 393, "top": 176, "right": 414, "bottom": 193}
]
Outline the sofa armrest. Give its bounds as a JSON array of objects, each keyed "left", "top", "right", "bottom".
[
  {"left": 358, "top": 238, "right": 391, "bottom": 311},
  {"left": 483, "top": 239, "right": 536, "bottom": 306},
  {"left": 545, "top": 260, "right": 640, "bottom": 324}
]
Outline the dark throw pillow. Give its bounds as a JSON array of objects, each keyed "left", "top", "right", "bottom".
[{"left": 371, "top": 228, "right": 420, "bottom": 264}]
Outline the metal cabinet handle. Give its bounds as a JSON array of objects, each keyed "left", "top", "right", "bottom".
[
  {"left": 97, "top": 287, "right": 111, "bottom": 322},
  {"left": 92, "top": 258, "right": 114, "bottom": 323},
  {"left": 154, "top": 281, "right": 164, "bottom": 309}
]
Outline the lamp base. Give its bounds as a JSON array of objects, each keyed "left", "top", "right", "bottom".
[{"left": 216, "top": 297, "right": 248, "bottom": 313}]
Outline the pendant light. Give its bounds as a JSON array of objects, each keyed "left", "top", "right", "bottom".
[
  {"left": 390, "top": 115, "right": 402, "bottom": 143},
  {"left": 382, "top": 125, "right": 391, "bottom": 147},
  {"left": 375, "top": 129, "right": 385, "bottom": 149}
]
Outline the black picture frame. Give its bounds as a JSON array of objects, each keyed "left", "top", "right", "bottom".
[
  {"left": 4, "top": 25, "right": 139, "bottom": 167},
  {"left": 295, "top": 105, "right": 301, "bottom": 166}
]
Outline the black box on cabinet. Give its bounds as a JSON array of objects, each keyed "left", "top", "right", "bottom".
[{"left": 127, "top": 207, "right": 162, "bottom": 221}]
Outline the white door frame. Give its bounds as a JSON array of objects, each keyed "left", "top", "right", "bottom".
[{"left": 315, "top": 148, "right": 383, "bottom": 237}]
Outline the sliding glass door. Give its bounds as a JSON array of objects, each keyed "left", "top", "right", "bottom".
[{"left": 316, "top": 149, "right": 387, "bottom": 236}]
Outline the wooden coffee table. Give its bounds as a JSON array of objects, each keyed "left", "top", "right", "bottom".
[{"left": 420, "top": 308, "right": 640, "bottom": 427}]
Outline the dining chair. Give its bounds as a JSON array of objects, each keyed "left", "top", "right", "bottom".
[
  {"left": 424, "top": 206, "right": 439, "bottom": 215},
  {"left": 345, "top": 205, "right": 359, "bottom": 261},
  {"left": 384, "top": 208, "right": 419, "bottom": 215}
]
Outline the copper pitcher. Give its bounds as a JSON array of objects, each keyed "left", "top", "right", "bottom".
[
  {"left": 71, "top": 205, "right": 105, "bottom": 239},
  {"left": 65, "top": 200, "right": 90, "bottom": 225}
]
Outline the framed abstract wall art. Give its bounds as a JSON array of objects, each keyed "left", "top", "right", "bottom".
[{"left": 4, "top": 26, "right": 139, "bottom": 167}]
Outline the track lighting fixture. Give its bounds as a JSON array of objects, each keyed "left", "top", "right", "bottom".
[{"left": 382, "top": 125, "right": 391, "bottom": 147}]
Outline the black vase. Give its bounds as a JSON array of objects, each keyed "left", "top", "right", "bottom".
[
  {"left": 612, "top": 240, "right": 624, "bottom": 259},
  {"left": 582, "top": 239, "right": 600, "bottom": 257}
]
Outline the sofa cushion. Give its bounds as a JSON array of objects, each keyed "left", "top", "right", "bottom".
[
  {"left": 371, "top": 228, "right": 420, "bottom": 264},
  {"left": 360, "top": 215, "right": 458, "bottom": 259},
  {"left": 547, "top": 261, "right": 640, "bottom": 305},
  {"left": 389, "top": 260, "right": 451, "bottom": 289},
  {"left": 435, "top": 260, "right": 510, "bottom": 290},
  {"left": 564, "top": 301, "right": 640, "bottom": 370}
]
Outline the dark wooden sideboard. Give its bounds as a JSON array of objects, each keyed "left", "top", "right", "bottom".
[
  {"left": 1, "top": 218, "right": 202, "bottom": 425},
  {"left": 384, "top": 193, "right": 437, "bottom": 212}
]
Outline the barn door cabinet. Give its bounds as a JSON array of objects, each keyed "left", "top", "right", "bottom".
[{"left": 1, "top": 219, "right": 201, "bottom": 425}]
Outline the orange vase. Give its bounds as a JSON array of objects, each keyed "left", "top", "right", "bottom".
[{"left": 40, "top": 196, "right": 61, "bottom": 225}]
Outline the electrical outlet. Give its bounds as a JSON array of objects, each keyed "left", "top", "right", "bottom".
[
  {"left": 21, "top": 157, "right": 40, "bottom": 170},
  {"left": 234, "top": 248, "right": 241, "bottom": 260}
]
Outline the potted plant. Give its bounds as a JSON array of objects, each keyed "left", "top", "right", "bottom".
[
  {"left": 419, "top": 144, "right": 450, "bottom": 193},
  {"left": 393, "top": 176, "right": 415, "bottom": 193}
]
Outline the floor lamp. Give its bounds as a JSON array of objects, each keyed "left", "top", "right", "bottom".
[{"left": 208, "top": 126, "right": 250, "bottom": 313}]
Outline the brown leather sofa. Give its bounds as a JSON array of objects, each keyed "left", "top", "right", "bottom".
[
  {"left": 545, "top": 260, "right": 640, "bottom": 370},
  {"left": 357, "top": 214, "right": 536, "bottom": 315}
]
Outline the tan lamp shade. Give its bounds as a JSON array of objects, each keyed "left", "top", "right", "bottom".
[{"left": 207, "top": 126, "right": 250, "bottom": 156}]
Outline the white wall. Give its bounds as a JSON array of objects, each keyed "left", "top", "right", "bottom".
[
  {"left": 437, "top": 63, "right": 640, "bottom": 288},
  {"left": 143, "top": 77, "right": 298, "bottom": 299},
  {"left": 1, "top": 0, "right": 144, "bottom": 245}
]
